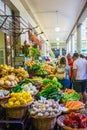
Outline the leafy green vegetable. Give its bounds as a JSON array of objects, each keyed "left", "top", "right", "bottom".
[
  {"left": 37, "top": 86, "right": 61, "bottom": 101},
  {"left": 24, "top": 78, "right": 34, "bottom": 84},
  {"left": 43, "top": 78, "right": 63, "bottom": 88},
  {"left": 61, "top": 92, "right": 80, "bottom": 102},
  {"left": 11, "top": 85, "right": 22, "bottom": 93}
]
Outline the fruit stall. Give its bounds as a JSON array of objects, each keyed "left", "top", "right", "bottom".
[{"left": 0, "top": 64, "right": 87, "bottom": 130}]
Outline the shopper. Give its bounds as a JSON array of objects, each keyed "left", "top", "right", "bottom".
[
  {"left": 72, "top": 53, "right": 87, "bottom": 104},
  {"left": 56, "top": 57, "right": 71, "bottom": 89},
  {"left": 80, "top": 54, "right": 87, "bottom": 94},
  {"left": 66, "top": 53, "right": 73, "bottom": 88}
]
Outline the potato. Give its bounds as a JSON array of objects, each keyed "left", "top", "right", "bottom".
[
  {"left": 4, "top": 80, "right": 11, "bottom": 86},
  {"left": 0, "top": 80, "right": 4, "bottom": 85}
]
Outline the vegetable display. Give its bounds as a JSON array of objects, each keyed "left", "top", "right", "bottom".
[
  {"left": 28, "top": 63, "right": 40, "bottom": 72},
  {"left": 43, "top": 77, "right": 62, "bottom": 89},
  {"left": 5, "top": 92, "right": 33, "bottom": 107},
  {"left": 0, "top": 75, "right": 18, "bottom": 88},
  {"left": 64, "top": 112, "right": 87, "bottom": 128},
  {"left": 11, "top": 84, "right": 22, "bottom": 93},
  {"left": 61, "top": 91, "right": 80, "bottom": 102},
  {"left": 21, "top": 83, "right": 38, "bottom": 95},
  {"left": 0, "top": 64, "right": 14, "bottom": 77},
  {"left": 64, "top": 89, "right": 75, "bottom": 94},
  {"left": 29, "top": 99, "right": 61, "bottom": 117},
  {"left": 37, "top": 67, "right": 47, "bottom": 76},
  {"left": 65, "top": 101, "right": 85, "bottom": 111},
  {"left": 0, "top": 67, "right": 29, "bottom": 89},
  {"left": 0, "top": 90, "right": 10, "bottom": 97},
  {"left": 44, "top": 64, "right": 55, "bottom": 74},
  {"left": 37, "top": 86, "right": 61, "bottom": 101}
]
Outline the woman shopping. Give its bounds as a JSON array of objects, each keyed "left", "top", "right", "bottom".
[{"left": 55, "top": 57, "right": 71, "bottom": 89}]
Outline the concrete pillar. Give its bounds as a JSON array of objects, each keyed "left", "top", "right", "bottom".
[
  {"left": 66, "top": 41, "right": 69, "bottom": 53},
  {"left": 77, "top": 23, "right": 82, "bottom": 53},
  {"left": 42, "top": 41, "right": 46, "bottom": 56}
]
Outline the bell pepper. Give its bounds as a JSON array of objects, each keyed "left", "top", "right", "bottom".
[
  {"left": 69, "top": 113, "right": 81, "bottom": 122},
  {"left": 81, "top": 114, "right": 86, "bottom": 119},
  {"left": 63, "top": 117, "right": 70, "bottom": 126},
  {"left": 80, "top": 118, "right": 87, "bottom": 128},
  {"left": 70, "top": 120, "right": 79, "bottom": 128}
]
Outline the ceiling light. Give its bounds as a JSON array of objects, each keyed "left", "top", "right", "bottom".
[
  {"left": 57, "top": 42, "right": 59, "bottom": 45},
  {"left": 56, "top": 38, "right": 60, "bottom": 41},
  {"left": 55, "top": 27, "right": 60, "bottom": 32}
]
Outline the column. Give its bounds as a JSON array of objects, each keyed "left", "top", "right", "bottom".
[
  {"left": 77, "top": 23, "right": 82, "bottom": 53},
  {"left": 71, "top": 34, "right": 75, "bottom": 54},
  {"left": 41, "top": 41, "right": 46, "bottom": 56},
  {"left": 66, "top": 42, "right": 69, "bottom": 53}
]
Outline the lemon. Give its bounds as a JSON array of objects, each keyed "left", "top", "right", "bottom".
[
  {"left": 14, "top": 101, "right": 20, "bottom": 106},
  {"left": 8, "top": 101, "right": 14, "bottom": 107}
]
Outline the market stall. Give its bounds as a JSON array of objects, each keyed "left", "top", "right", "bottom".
[{"left": 0, "top": 62, "right": 87, "bottom": 130}]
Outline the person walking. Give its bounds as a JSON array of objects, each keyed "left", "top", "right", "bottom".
[
  {"left": 72, "top": 53, "right": 87, "bottom": 104},
  {"left": 66, "top": 53, "right": 73, "bottom": 88}
]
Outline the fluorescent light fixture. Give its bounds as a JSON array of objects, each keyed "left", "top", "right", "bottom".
[
  {"left": 56, "top": 38, "right": 60, "bottom": 41},
  {"left": 55, "top": 27, "right": 60, "bottom": 32}
]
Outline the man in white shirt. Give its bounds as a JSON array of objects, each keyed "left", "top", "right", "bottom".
[{"left": 72, "top": 53, "right": 87, "bottom": 103}]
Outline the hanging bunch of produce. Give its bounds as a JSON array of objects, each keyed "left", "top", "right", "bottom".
[
  {"left": 29, "top": 33, "right": 42, "bottom": 49},
  {"left": 28, "top": 45, "right": 41, "bottom": 60},
  {"left": 21, "top": 40, "right": 32, "bottom": 57}
]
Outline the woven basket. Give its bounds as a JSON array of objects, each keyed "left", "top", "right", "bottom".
[
  {"left": 0, "top": 94, "right": 10, "bottom": 100},
  {"left": 57, "top": 115, "right": 87, "bottom": 130},
  {"left": 1, "top": 100, "right": 33, "bottom": 119},
  {"left": 31, "top": 111, "right": 61, "bottom": 130},
  {"left": 6, "top": 106, "right": 28, "bottom": 119}
]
